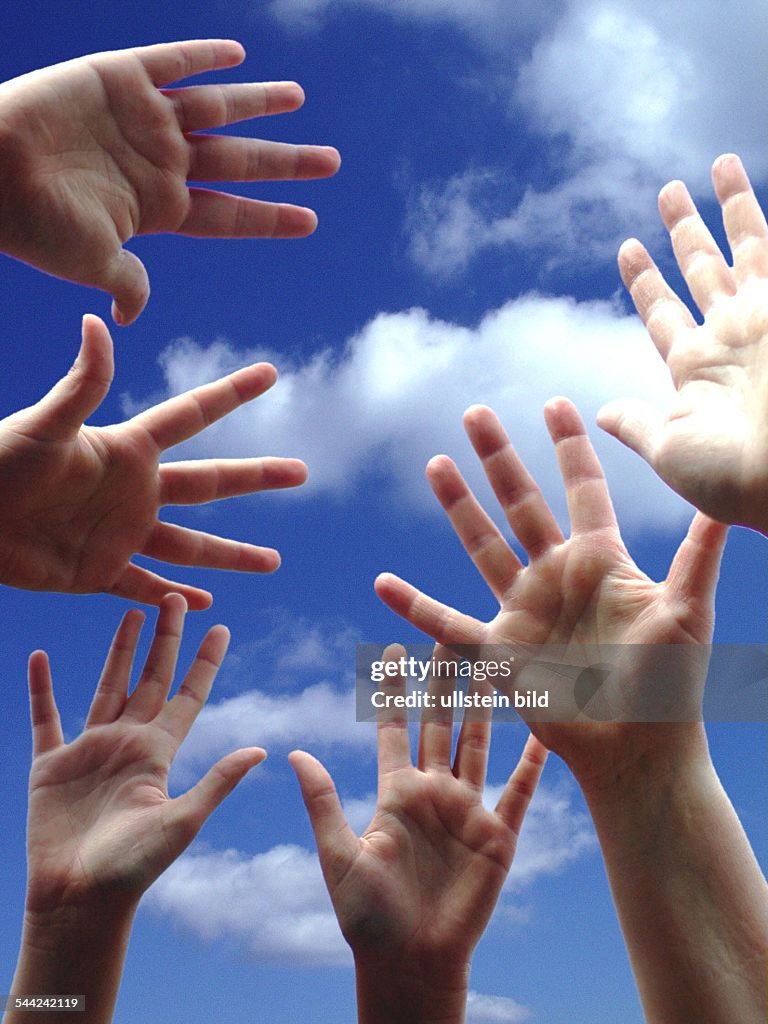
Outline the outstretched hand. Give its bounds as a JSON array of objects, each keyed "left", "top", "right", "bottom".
[
  {"left": 598, "top": 153, "right": 768, "bottom": 534},
  {"left": 25, "top": 594, "right": 265, "bottom": 914},
  {"left": 0, "top": 39, "right": 341, "bottom": 324},
  {"left": 291, "top": 646, "right": 546, "bottom": 977},
  {"left": 0, "top": 314, "right": 307, "bottom": 608},
  {"left": 376, "top": 401, "right": 727, "bottom": 784}
]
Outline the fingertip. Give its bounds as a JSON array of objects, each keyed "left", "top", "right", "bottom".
[
  {"left": 300, "top": 206, "right": 319, "bottom": 235},
  {"left": 260, "top": 548, "right": 282, "bottom": 572},
  {"left": 462, "top": 403, "right": 494, "bottom": 427},
  {"left": 425, "top": 454, "right": 453, "bottom": 477},
  {"left": 321, "top": 146, "right": 342, "bottom": 174},
  {"left": 28, "top": 649, "right": 49, "bottom": 670},
  {"left": 185, "top": 589, "right": 214, "bottom": 611},
  {"left": 374, "top": 571, "right": 400, "bottom": 594},
  {"left": 245, "top": 745, "right": 267, "bottom": 767},
  {"left": 543, "top": 396, "right": 583, "bottom": 440},
  {"left": 383, "top": 642, "right": 407, "bottom": 663},
  {"left": 161, "top": 591, "right": 189, "bottom": 613}
]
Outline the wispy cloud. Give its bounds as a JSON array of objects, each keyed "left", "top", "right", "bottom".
[
  {"left": 171, "top": 682, "right": 375, "bottom": 784},
  {"left": 125, "top": 294, "right": 691, "bottom": 535},
  {"left": 148, "top": 843, "right": 350, "bottom": 966},
  {"left": 467, "top": 990, "right": 533, "bottom": 1023},
  {"left": 269, "top": 0, "right": 766, "bottom": 273}
]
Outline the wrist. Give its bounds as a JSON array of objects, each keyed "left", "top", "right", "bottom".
[
  {"left": 355, "top": 953, "right": 470, "bottom": 1024},
  {"left": 568, "top": 721, "right": 712, "bottom": 801},
  {"left": 21, "top": 898, "right": 137, "bottom": 954}
]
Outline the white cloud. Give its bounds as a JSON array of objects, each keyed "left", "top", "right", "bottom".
[
  {"left": 467, "top": 990, "right": 533, "bottom": 1024},
  {"left": 127, "top": 293, "right": 692, "bottom": 536},
  {"left": 269, "top": 0, "right": 766, "bottom": 273},
  {"left": 148, "top": 844, "right": 350, "bottom": 966},
  {"left": 268, "top": 0, "right": 554, "bottom": 39},
  {"left": 150, "top": 781, "right": 593, "bottom": 967},
  {"left": 172, "top": 682, "right": 375, "bottom": 783}
]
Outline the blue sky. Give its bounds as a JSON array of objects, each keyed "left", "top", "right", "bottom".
[{"left": 1, "top": 2, "right": 766, "bottom": 1022}]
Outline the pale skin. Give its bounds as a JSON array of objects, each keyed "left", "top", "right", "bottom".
[
  {"left": 598, "top": 153, "right": 768, "bottom": 535},
  {"left": 0, "top": 39, "right": 341, "bottom": 324},
  {"left": 8, "top": 594, "right": 266, "bottom": 1024},
  {"left": 376, "top": 401, "right": 768, "bottom": 1024},
  {"left": 291, "top": 645, "right": 547, "bottom": 1024},
  {"left": 0, "top": 313, "right": 308, "bottom": 608}
]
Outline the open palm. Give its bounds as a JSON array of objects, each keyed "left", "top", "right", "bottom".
[
  {"left": 598, "top": 153, "right": 768, "bottom": 534},
  {"left": 0, "top": 315, "right": 307, "bottom": 608},
  {"left": 376, "top": 400, "right": 727, "bottom": 777},
  {"left": 25, "top": 595, "right": 264, "bottom": 914},
  {"left": 0, "top": 39, "right": 340, "bottom": 324},
  {"left": 291, "top": 647, "right": 546, "bottom": 968}
]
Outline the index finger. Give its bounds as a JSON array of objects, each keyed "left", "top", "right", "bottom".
[
  {"left": 132, "top": 362, "right": 277, "bottom": 450},
  {"left": 132, "top": 39, "right": 245, "bottom": 86}
]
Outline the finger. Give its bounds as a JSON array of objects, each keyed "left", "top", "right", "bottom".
[
  {"left": 179, "top": 188, "right": 318, "bottom": 238},
  {"left": 417, "top": 646, "right": 457, "bottom": 772},
  {"left": 463, "top": 405, "right": 563, "bottom": 559},
  {"left": 96, "top": 248, "right": 151, "bottom": 327},
  {"left": 35, "top": 315, "right": 114, "bottom": 439},
  {"left": 658, "top": 178, "right": 735, "bottom": 314},
  {"left": 132, "top": 361, "right": 277, "bottom": 451},
  {"left": 494, "top": 735, "right": 548, "bottom": 834},
  {"left": 712, "top": 153, "right": 768, "bottom": 282},
  {"left": 289, "top": 750, "right": 359, "bottom": 887},
  {"left": 188, "top": 136, "right": 341, "bottom": 183},
  {"left": 28, "top": 651, "right": 64, "bottom": 755},
  {"left": 666, "top": 513, "right": 728, "bottom": 608},
  {"left": 155, "top": 625, "right": 230, "bottom": 747},
  {"left": 109, "top": 563, "right": 213, "bottom": 611},
  {"left": 133, "top": 39, "right": 246, "bottom": 86},
  {"left": 85, "top": 609, "right": 145, "bottom": 727},
  {"left": 617, "top": 238, "right": 696, "bottom": 361},
  {"left": 453, "top": 679, "right": 494, "bottom": 791},
  {"left": 171, "top": 747, "right": 266, "bottom": 839},
  {"left": 426, "top": 454, "right": 522, "bottom": 601},
  {"left": 122, "top": 594, "right": 187, "bottom": 722},
  {"left": 544, "top": 398, "right": 619, "bottom": 535},
  {"left": 165, "top": 80, "right": 305, "bottom": 132},
  {"left": 141, "top": 521, "right": 281, "bottom": 573},
  {"left": 377, "top": 643, "right": 413, "bottom": 776},
  {"left": 596, "top": 398, "right": 665, "bottom": 467},
  {"left": 374, "top": 572, "right": 486, "bottom": 646},
  {"left": 160, "top": 457, "right": 308, "bottom": 505}
]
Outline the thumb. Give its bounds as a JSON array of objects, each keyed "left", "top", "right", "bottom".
[
  {"left": 289, "top": 750, "right": 358, "bottom": 889},
  {"left": 35, "top": 315, "right": 115, "bottom": 438},
  {"left": 170, "top": 747, "right": 267, "bottom": 842},
  {"left": 596, "top": 397, "right": 664, "bottom": 466},
  {"left": 102, "top": 247, "right": 150, "bottom": 326}
]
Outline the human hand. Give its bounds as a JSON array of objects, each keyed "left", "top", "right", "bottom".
[
  {"left": 291, "top": 646, "right": 546, "bottom": 1022},
  {"left": 24, "top": 593, "right": 265, "bottom": 915},
  {"left": 375, "top": 401, "right": 728, "bottom": 787},
  {"left": 0, "top": 39, "right": 341, "bottom": 325},
  {"left": 0, "top": 314, "right": 307, "bottom": 607},
  {"left": 598, "top": 153, "right": 768, "bottom": 535}
]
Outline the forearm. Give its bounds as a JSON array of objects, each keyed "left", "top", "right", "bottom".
[
  {"left": 355, "top": 954, "right": 470, "bottom": 1024},
  {"left": 579, "top": 736, "right": 768, "bottom": 1024},
  {"left": 7, "top": 901, "right": 137, "bottom": 1024}
]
